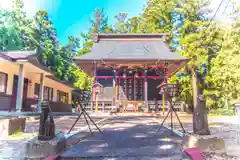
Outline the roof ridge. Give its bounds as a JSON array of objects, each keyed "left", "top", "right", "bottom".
[{"left": 143, "top": 44, "right": 153, "bottom": 56}]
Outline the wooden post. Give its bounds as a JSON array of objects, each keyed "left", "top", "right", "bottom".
[
  {"left": 162, "top": 94, "right": 165, "bottom": 115},
  {"left": 16, "top": 64, "right": 24, "bottom": 112},
  {"left": 91, "top": 101, "right": 93, "bottom": 112},
  {"left": 96, "top": 98, "right": 98, "bottom": 112},
  {"left": 93, "top": 61, "right": 97, "bottom": 112},
  {"left": 162, "top": 66, "right": 168, "bottom": 115},
  {"left": 116, "top": 71, "right": 119, "bottom": 100},
  {"left": 144, "top": 69, "right": 148, "bottom": 112},
  {"left": 102, "top": 101, "right": 105, "bottom": 112},
  {"left": 37, "top": 73, "right": 45, "bottom": 112},
  {"left": 113, "top": 69, "right": 116, "bottom": 106}
]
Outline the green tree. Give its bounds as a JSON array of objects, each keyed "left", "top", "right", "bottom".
[
  {"left": 177, "top": 0, "right": 223, "bottom": 134},
  {"left": 207, "top": 19, "right": 240, "bottom": 111},
  {"left": 90, "top": 8, "right": 108, "bottom": 33},
  {"left": 126, "top": 16, "right": 141, "bottom": 33},
  {"left": 78, "top": 8, "right": 111, "bottom": 56},
  {"left": 0, "top": 1, "right": 28, "bottom": 51},
  {"left": 11, "top": 0, "right": 35, "bottom": 50},
  {"left": 114, "top": 12, "right": 129, "bottom": 33},
  {"left": 140, "top": 0, "right": 179, "bottom": 33}
]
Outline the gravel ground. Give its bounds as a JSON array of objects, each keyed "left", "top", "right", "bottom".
[
  {"left": 1, "top": 114, "right": 240, "bottom": 160},
  {"left": 0, "top": 115, "right": 106, "bottom": 160},
  {"left": 60, "top": 116, "right": 190, "bottom": 160},
  {"left": 203, "top": 152, "right": 238, "bottom": 160},
  {"left": 159, "top": 115, "right": 240, "bottom": 159}
]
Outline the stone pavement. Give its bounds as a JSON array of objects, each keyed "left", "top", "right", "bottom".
[
  {"left": 60, "top": 116, "right": 190, "bottom": 160},
  {"left": 0, "top": 115, "right": 107, "bottom": 160}
]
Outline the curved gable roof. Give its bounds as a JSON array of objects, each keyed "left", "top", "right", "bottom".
[{"left": 74, "top": 34, "right": 188, "bottom": 61}]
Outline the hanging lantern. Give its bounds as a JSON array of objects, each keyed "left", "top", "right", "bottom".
[
  {"left": 135, "top": 72, "right": 139, "bottom": 78},
  {"left": 123, "top": 72, "right": 127, "bottom": 78}
]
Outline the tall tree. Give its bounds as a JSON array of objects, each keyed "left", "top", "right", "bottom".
[
  {"left": 141, "top": 0, "right": 180, "bottom": 33},
  {"left": 78, "top": 8, "right": 111, "bottom": 56},
  {"left": 11, "top": 0, "right": 34, "bottom": 50},
  {"left": 178, "top": 0, "right": 223, "bottom": 134},
  {"left": 90, "top": 8, "right": 108, "bottom": 33},
  {"left": 114, "top": 12, "right": 129, "bottom": 33},
  {"left": 0, "top": 0, "right": 30, "bottom": 51}
]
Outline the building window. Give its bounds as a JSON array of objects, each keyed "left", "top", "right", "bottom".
[
  {"left": 0, "top": 72, "right": 7, "bottom": 93},
  {"left": 57, "top": 90, "right": 68, "bottom": 104},
  {"left": 44, "top": 86, "right": 53, "bottom": 101},
  {"left": 34, "top": 83, "right": 53, "bottom": 101},
  {"left": 34, "top": 83, "right": 40, "bottom": 98}
]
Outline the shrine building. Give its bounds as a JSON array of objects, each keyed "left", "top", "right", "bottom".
[{"left": 74, "top": 33, "right": 188, "bottom": 112}]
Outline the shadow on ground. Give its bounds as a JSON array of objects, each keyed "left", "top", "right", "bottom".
[{"left": 59, "top": 116, "right": 190, "bottom": 160}]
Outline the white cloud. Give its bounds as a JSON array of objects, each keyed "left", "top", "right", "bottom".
[
  {"left": 0, "top": 0, "right": 57, "bottom": 17},
  {"left": 0, "top": 1, "right": 13, "bottom": 10}
]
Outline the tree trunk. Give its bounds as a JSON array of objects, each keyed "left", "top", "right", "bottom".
[{"left": 192, "top": 68, "right": 210, "bottom": 135}]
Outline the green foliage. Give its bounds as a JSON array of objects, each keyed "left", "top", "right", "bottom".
[
  {"left": 141, "top": 0, "right": 179, "bottom": 33},
  {"left": 208, "top": 108, "right": 236, "bottom": 116},
  {"left": 2, "top": 0, "right": 240, "bottom": 107},
  {"left": 207, "top": 19, "right": 240, "bottom": 110},
  {"left": 78, "top": 8, "right": 111, "bottom": 56},
  {"left": 0, "top": 0, "right": 90, "bottom": 90},
  {"left": 90, "top": 8, "right": 108, "bottom": 33}
]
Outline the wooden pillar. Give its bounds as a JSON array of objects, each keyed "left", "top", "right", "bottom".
[
  {"left": 92, "top": 61, "right": 97, "bottom": 101},
  {"left": 16, "top": 64, "right": 24, "bottom": 112},
  {"left": 163, "top": 64, "right": 168, "bottom": 114},
  {"left": 91, "top": 61, "right": 97, "bottom": 112},
  {"left": 116, "top": 71, "right": 119, "bottom": 100},
  {"left": 37, "top": 73, "right": 45, "bottom": 112},
  {"left": 113, "top": 69, "right": 116, "bottom": 103},
  {"left": 144, "top": 69, "right": 148, "bottom": 111},
  {"left": 6, "top": 73, "right": 13, "bottom": 95},
  {"left": 164, "top": 66, "right": 168, "bottom": 83}
]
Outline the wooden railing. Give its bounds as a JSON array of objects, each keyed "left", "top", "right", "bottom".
[
  {"left": 0, "top": 94, "right": 72, "bottom": 112},
  {"left": 148, "top": 101, "right": 184, "bottom": 112},
  {"left": 0, "top": 93, "right": 13, "bottom": 111},
  {"left": 79, "top": 100, "right": 185, "bottom": 113},
  {"left": 23, "top": 99, "right": 72, "bottom": 113},
  {"left": 83, "top": 100, "right": 116, "bottom": 112}
]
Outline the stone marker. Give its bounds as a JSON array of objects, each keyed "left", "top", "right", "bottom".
[
  {"left": 38, "top": 101, "right": 55, "bottom": 141},
  {"left": 0, "top": 117, "right": 26, "bottom": 139},
  {"left": 182, "top": 134, "right": 226, "bottom": 154},
  {"left": 25, "top": 101, "right": 66, "bottom": 159}
]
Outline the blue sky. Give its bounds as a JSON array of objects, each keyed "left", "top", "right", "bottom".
[
  {"left": 0, "top": 0, "right": 238, "bottom": 44},
  {"left": 51, "top": 0, "right": 146, "bottom": 44},
  {"left": 0, "top": 0, "right": 146, "bottom": 44}
]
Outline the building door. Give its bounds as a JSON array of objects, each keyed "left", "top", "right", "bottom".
[{"left": 11, "top": 75, "right": 29, "bottom": 111}]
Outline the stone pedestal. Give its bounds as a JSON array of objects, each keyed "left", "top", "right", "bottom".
[
  {"left": 25, "top": 135, "right": 66, "bottom": 159},
  {"left": 183, "top": 134, "right": 226, "bottom": 154}
]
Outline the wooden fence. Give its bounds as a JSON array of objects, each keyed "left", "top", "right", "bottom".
[{"left": 78, "top": 100, "right": 185, "bottom": 113}]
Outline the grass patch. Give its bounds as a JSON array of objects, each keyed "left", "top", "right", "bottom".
[
  {"left": 10, "top": 130, "right": 23, "bottom": 137},
  {"left": 9, "top": 132, "right": 38, "bottom": 140},
  {"left": 208, "top": 109, "right": 236, "bottom": 116}
]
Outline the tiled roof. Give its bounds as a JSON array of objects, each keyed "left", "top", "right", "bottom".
[
  {"left": 0, "top": 50, "right": 36, "bottom": 61},
  {"left": 74, "top": 34, "right": 187, "bottom": 61},
  {"left": 0, "top": 50, "right": 74, "bottom": 88}
]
